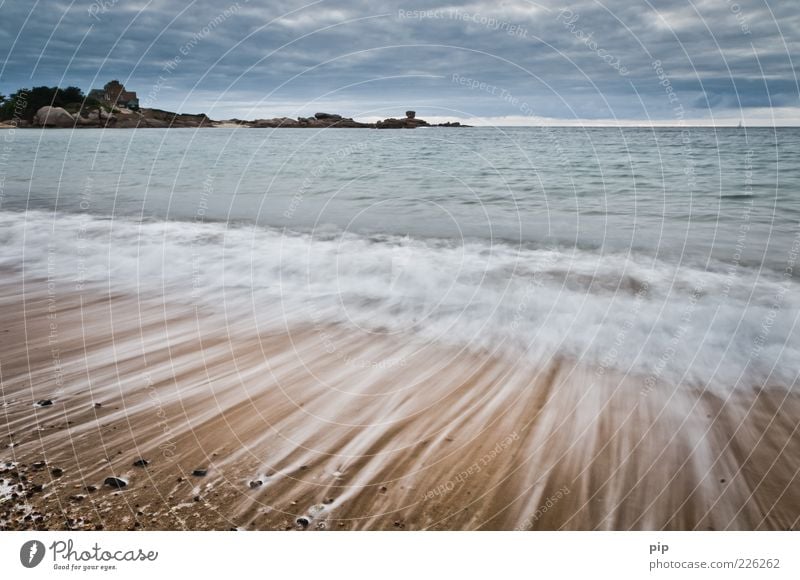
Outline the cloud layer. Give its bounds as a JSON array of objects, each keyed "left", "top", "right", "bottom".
[{"left": 1, "top": 0, "right": 798, "bottom": 124}]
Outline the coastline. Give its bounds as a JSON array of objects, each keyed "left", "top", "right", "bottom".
[
  {"left": 2, "top": 280, "right": 797, "bottom": 531},
  {"left": 0, "top": 108, "right": 469, "bottom": 130}
]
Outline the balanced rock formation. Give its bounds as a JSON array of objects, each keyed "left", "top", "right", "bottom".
[{"left": 376, "top": 110, "right": 430, "bottom": 129}]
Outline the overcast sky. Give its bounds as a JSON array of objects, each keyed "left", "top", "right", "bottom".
[{"left": 1, "top": 0, "right": 798, "bottom": 125}]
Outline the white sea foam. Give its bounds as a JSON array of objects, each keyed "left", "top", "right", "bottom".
[{"left": 1, "top": 210, "right": 797, "bottom": 393}]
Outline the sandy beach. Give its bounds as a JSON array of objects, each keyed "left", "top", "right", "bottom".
[{"left": 1, "top": 279, "right": 797, "bottom": 531}]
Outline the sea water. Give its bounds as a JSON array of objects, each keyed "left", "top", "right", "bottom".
[{"left": 1, "top": 126, "right": 798, "bottom": 392}]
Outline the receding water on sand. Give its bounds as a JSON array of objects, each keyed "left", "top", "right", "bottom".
[{"left": 2, "top": 285, "right": 798, "bottom": 530}]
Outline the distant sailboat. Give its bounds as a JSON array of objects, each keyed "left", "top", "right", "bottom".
[{"left": 737, "top": 120, "right": 743, "bottom": 129}]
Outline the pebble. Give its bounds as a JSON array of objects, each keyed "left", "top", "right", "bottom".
[
  {"left": 296, "top": 517, "right": 310, "bottom": 529},
  {"left": 322, "top": 497, "right": 334, "bottom": 504},
  {"left": 103, "top": 477, "right": 127, "bottom": 489},
  {"left": 36, "top": 400, "right": 53, "bottom": 407},
  {"left": 192, "top": 469, "right": 207, "bottom": 477},
  {"left": 249, "top": 480, "right": 263, "bottom": 489},
  {"left": 51, "top": 468, "right": 64, "bottom": 477},
  {"left": 132, "top": 459, "right": 150, "bottom": 467}
]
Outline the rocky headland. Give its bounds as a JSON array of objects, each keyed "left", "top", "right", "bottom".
[{"left": 2, "top": 107, "right": 468, "bottom": 129}]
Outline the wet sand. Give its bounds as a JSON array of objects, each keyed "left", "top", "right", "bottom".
[{"left": 1, "top": 281, "right": 798, "bottom": 530}]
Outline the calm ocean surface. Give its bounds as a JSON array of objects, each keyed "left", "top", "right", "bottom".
[{"left": 1, "top": 126, "right": 798, "bottom": 391}]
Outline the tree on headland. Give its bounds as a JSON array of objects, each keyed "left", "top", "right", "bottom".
[{"left": 0, "top": 85, "right": 87, "bottom": 122}]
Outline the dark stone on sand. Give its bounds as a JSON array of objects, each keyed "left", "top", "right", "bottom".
[
  {"left": 103, "top": 477, "right": 127, "bottom": 488},
  {"left": 31, "top": 484, "right": 44, "bottom": 493},
  {"left": 299, "top": 465, "right": 309, "bottom": 471},
  {"left": 296, "top": 517, "right": 310, "bottom": 529},
  {"left": 322, "top": 497, "right": 334, "bottom": 504},
  {"left": 85, "top": 485, "right": 97, "bottom": 492},
  {"left": 51, "top": 468, "right": 64, "bottom": 477},
  {"left": 192, "top": 469, "right": 208, "bottom": 477},
  {"left": 32, "top": 461, "right": 46, "bottom": 469},
  {"left": 133, "top": 458, "right": 150, "bottom": 467},
  {"left": 36, "top": 399, "right": 53, "bottom": 407},
  {"left": 94, "top": 403, "right": 103, "bottom": 408},
  {"left": 379, "top": 485, "right": 388, "bottom": 494},
  {"left": 249, "top": 480, "right": 262, "bottom": 488}
]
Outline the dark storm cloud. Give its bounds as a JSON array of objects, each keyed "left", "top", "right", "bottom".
[{"left": 1, "top": 0, "right": 798, "bottom": 123}]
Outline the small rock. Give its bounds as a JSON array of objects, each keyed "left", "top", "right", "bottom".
[
  {"left": 192, "top": 469, "right": 207, "bottom": 477},
  {"left": 94, "top": 403, "right": 103, "bottom": 408},
  {"left": 51, "top": 468, "right": 64, "bottom": 477},
  {"left": 393, "top": 520, "right": 405, "bottom": 529},
  {"left": 69, "top": 494, "right": 86, "bottom": 502},
  {"left": 296, "top": 517, "right": 310, "bottom": 529},
  {"left": 132, "top": 459, "right": 150, "bottom": 467},
  {"left": 322, "top": 497, "right": 334, "bottom": 504},
  {"left": 84, "top": 485, "right": 97, "bottom": 492},
  {"left": 249, "top": 480, "right": 263, "bottom": 489},
  {"left": 31, "top": 461, "right": 46, "bottom": 470},
  {"left": 299, "top": 465, "right": 309, "bottom": 471},
  {"left": 103, "top": 477, "right": 127, "bottom": 489},
  {"left": 379, "top": 486, "right": 388, "bottom": 494},
  {"left": 36, "top": 399, "right": 53, "bottom": 407},
  {"left": 193, "top": 495, "right": 201, "bottom": 502}
]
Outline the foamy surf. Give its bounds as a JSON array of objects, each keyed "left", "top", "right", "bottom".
[{"left": 0, "top": 210, "right": 797, "bottom": 394}]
